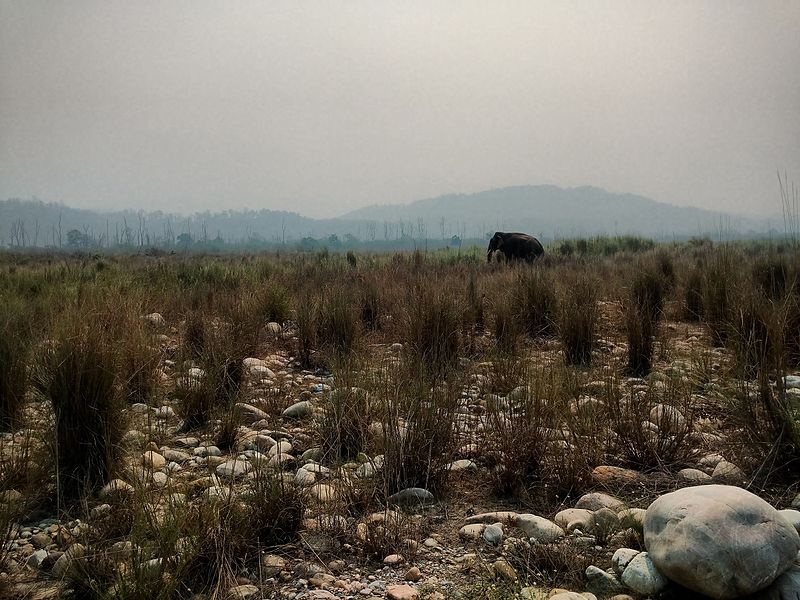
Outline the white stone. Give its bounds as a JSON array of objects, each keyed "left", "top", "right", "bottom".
[{"left": 644, "top": 485, "right": 800, "bottom": 599}]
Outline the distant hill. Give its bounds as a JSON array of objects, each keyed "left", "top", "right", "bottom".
[
  {"left": 340, "top": 185, "right": 772, "bottom": 239},
  {"left": 1, "top": 185, "right": 776, "bottom": 249},
  {"left": 0, "top": 199, "right": 374, "bottom": 248}
]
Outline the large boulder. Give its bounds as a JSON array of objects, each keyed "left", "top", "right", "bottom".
[
  {"left": 644, "top": 485, "right": 800, "bottom": 599},
  {"left": 745, "top": 564, "right": 800, "bottom": 600}
]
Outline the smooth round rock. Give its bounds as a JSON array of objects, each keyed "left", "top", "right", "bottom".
[
  {"left": 644, "top": 485, "right": 800, "bottom": 599},
  {"left": 516, "top": 514, "right": 565, "bottom": 544},
  {"left": 612, "top": 548, "right": 640, "bottom": 575},
  {"left": 678, "top": 468, "right": 712, "bottom": 482},
  {"left": 576, "top": 492, "right": 625, "bottom": 512},
  {"left": 621, "top": 551, "right": 668, "bottom": 595},
  {"left": 555, "top": 509, "right": 595, "bottom": 533},
  {"left": 777, "top": 509, "right": 800, "bottom": 534},
  {"left": 282, "top": 400, "right": 313, "bottom": 419},
  {"left": 483, "top": 523, "right": 503, "bottom": 545}
]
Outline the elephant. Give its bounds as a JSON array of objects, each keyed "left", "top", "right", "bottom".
[{"left": 487, "top": 232, "right": 544, "bottom": 263}]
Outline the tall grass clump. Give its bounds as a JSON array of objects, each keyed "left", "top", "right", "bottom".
[
  {"left": 359, "top": 277, "right": 383, "bottom": 331},
  {"left": 177, "top": 297, "right": 261, "bottom": 433},
  {"left": 485, "top": 367, "right": 566, "bottom": 496},
  {"left": 725, "top": 283, "right": 800, "bottom": 477},
  {"left": 0, "top": 297, "right": 31, "bottom": 431},
  {"left": 256, "top": 282, "right": 291, "bottom": 323},
  {"left": 558, "top": 272, "right": 598, "bottom": 366},
  {"left": 682, "top": 263, "right": 705, "bottom": 321},
  {"left": 514, "top": 268, "right": 557, "bottom": 338},
  {"left": 320, "top": 383, "right": 372, "bottom": 463},
  {"left": 492, "top": 294, "right": 521, "bottom": 353},
  {"left": 702, "top": 248, "right": 738, "bottom": 346},
  {"left": 295, "top": 290, "right": 319, "bottom": 367},
  {"left": 119, "top": 315, "right": 161, "bottom": 405},
  {"left": 624, "top": 263, "right": 665, "bottom": 376},
  {"left": 463, "top": 270, "right": 484, "bottom": 354},
  {"left": 317, "top": 286, "right": 361, "bottom": 356},
  {"left": 404, "top": 285, "right": 461, "bottom": 376},
  {"left": 605, "top": 377, "right": 694, "bottom": 469},
  {"left": 752, "top": 254, "right": 789, "bottom": 300},
  {"left": 35, "top": 320, "right": 125, "bottom": 508},
  {"left": 379, "top": 366, "right": 460, "bottom": 495}
]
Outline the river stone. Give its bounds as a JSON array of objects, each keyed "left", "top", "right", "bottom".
[
  {"left": 712, "top": 460, "right": 745, "bottom": 481},
  {"left": 784, "top": 375, "right": 800, "bottom": 389},
  {"left": 746, "top": 564, "right": 800, "bottom": 600},
  {"left": 649, "top": 403, "right": 686, "bottom": 432},
  {"left": 389, "top": 487, "right": 434, "bottom": 505},
  {"left": 483, "top": 523, "right": 503, "bottom": 545},
  {"left": 644, "top": 485, "right": 800, "bottom": 599},
  {"left": 459, "top": 524, "right": 485, "bottom": 541},
  {"left": 585, "top": 565, "right": 626, "bottom": 596},
  {"left": 679, "top": 468, "right": 712, "bottom": 482},
  {"left": 52, "top": 543, "right": 86, "bottom": 579},
  {"left": 612, "top": 548, "right": 640, "bottom": 575},
  {"left": 215, "top": 459, "right": 251, "bottom": 479},
  {"left": 555, "top": 508, "right": 595, "bottom": 533},
  {"left": 464, "top": 511, "right": 518, "bottom": 525},
  {"left": 229, "top": 584, "right": 260, "bottom": 599},
  {"left": 282, "top": 400, "right": 313, "bottom": 419},
  {"left": 591, "top": 465, "right": 645, "bottom": 485},
  {"left": 576, "top": 492, "right": 625, "bottom": 512},
  {"left": 777, "top": 509, "right": 800, "bottom": 534},
  {"left": 621, "top": 551, "right": 668, "bottom": 595},
  {"left": 516, "top": 514, "right": 565, "bottom": 543}
]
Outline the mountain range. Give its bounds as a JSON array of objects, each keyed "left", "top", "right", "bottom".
[{"left": 1, "top": 185, "right": 777, "bottom": 248}]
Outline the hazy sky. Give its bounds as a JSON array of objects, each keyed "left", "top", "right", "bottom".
[{"left": 1, "top": 1, "right": 798, "bottom": 218}]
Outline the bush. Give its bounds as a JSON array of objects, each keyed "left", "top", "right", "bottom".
[
  {"left": 320, "top": 385, "right": 372, "bottom": 462},
  {"left": 256, "top": 283, "right": 291, "bottom": 323},
  {"left": 558, "top": 273, "right": 598, "bottom": 366},
  {"left": 625, "top": 300, "right": 656, "bottom": 376},
  {"left": 703, "top": 250, "right": 738, "bottom": 346},
  {"left": 625, "top": 264, "right": 664, "bottom": 376},
  {"left": 380, "top": 367, "right": 460, "bottom": 494},
  {"left": 683, "top": 264, "right": 704, "bottom": 321},
  {"left": 404, "top": 285, "right": 461, "bottom": 376},
  {"left": 492, "top": 294, "right": 521, "bottom": 353},
  {"left": 605, "top": 377, "right": 695, "bottom": 469},
  {"left": 35, "top": 321, "right": 125, "bottom": 507},
  {"left": 295, "top": 290, "right": 319, "bottom": 367},
  {"left": 0, "top": 298, "right": 30, "bottom": 431},
  {"left": 359, "top": 278, "right": 383, "bottom": 331},
  {"left": 515, "top": 269, "right": 557, "bottom": 338},
  {"left": 318, "top": 287, "right": 361, "bottom": 356}
]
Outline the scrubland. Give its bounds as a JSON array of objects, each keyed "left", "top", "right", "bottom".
[{"left": 0, "top": 239, "right": 799, "bottom": 600}]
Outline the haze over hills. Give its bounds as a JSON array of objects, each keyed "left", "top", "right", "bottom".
[
  {"left": 1, "top": 185, "right": 778, "bottom": 249},
  {"left": 341, "top": 185, "right": 774, "bottom": 240}
]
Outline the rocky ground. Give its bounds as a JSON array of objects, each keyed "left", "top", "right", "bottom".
[{"left": 2, "top": 312, "right": 800, "bottom": 600}]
